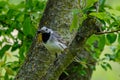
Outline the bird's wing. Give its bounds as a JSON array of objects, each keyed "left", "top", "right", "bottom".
[
  {"left": 52, "top": 31, "right": 67, "bottom": 45},
  {"left": 52, "top": 31, "right": 61, "bottom": 39}
]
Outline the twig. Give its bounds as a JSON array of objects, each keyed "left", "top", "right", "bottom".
[{"left": 95, "top": 29, "right": 120, "bottom": 35}]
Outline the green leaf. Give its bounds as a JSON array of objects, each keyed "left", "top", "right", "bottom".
[
  {"left": 5, "top": 27, "right": 14, "bottom": 34},
  {"left": 106, "top": 33, "right": 117, "bottom": 44},
  {"left": 106, "top": 8, "right": 120, "bottom": 16},
  {"left": 18, "top": 31, "right": 24, "bottom": 40},
  {"left": 19, "top": 45, "right": 26, "bottom": 62},
  {"left": 10, "top": 61, "right": 20, "bottom": 71},
  {"left": 118, "top": 34, "right": 120, "bottom": 44},
  {"left": 115, "top": 49, "right": 120, "bottom": 63},
  {"left": 106, "top": 63, "right": 112, "bottom": 70},
  {"left": 70, "top": 9, "right": 79, "bottom": 32},
  {"left": 0, "top": 1, "right": 7, "bottom": 8},
  {"left": 86, "top": 0, "right": 98, "bottom": 9},
  {"left": 98, "top": 35, "right": 105, "bottom": 51},
  {"left": 101, "top": 64, "right": 107, "bottom": 71},
  {"left": 23, "top": 17, "right": 31, "bottom": 36},
  {"left": 102, "top": 62, "right": 112, "bottom": 70},
  {"left": 90, "top": 12, "right": 111, "bottom": 22},
  {"left": 23, "top": 17, "right": 35, "bottom": 36},
  {"left": 26, "top": 0, "right": 33, "bottom": 10},
  {"left": 110, "top": 21, "right": 119, "bottom": 28},
  {"left": 86, "top": 34, "right": 99, "bottom": 45},
  {"left": 16, "top": 13, "right": 24, "bottom": 22},
  {"left": 4, "top": 55, "right": 7, "bottom": 63},
  {"left": 4, "top": 72, "right": 9, "bottom": 80},
  {"left": 5, "top": 67, "right": 14, "bottom": 75},
  {"left": 7, "top": 9, "right": 17, "bottom": 19},
  {"left": 105, "top": 54, "right": 115, "bottom": 61},
  {"left": 0, "top": 61, "right": 4, "bottom": 66},
  {"left": 79, "top": 70, "right": 86, "bottom": 76},
  {"left": 0, "top": 15, "right": 7, "bottom": 22},
  {"left": 99, "top": 0, "right": 106, "bottom": 11},
  {"left": 11, "top": 42, "right": 20, "bottom": 52},
  {"left": 0, "top": 45, "right": 11, "bottom": 59}
]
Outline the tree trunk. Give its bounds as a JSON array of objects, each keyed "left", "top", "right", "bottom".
[{"left": 15, "top": 0, "right": 100, "bottom": 80}]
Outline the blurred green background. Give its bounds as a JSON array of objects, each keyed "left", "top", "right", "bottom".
[
  {"left": 92, "top": 0, "right": 120, "bottom": 80},
  {"left": 92, "top": 45, "right": 120, "bottom": 80},
  {"left": 0, "top": 0, "right": 120, "bottom": 80}
]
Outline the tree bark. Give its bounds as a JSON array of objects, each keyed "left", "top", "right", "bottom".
[{"left": 15, "top": 0, "right": 100, "bottom": 80}]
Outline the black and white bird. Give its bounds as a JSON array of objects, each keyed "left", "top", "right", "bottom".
[{"left": 37, "top": 26, "right": 67, "bottom": 57}]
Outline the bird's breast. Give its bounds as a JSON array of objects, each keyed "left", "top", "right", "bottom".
[{"left": 43, "top": 41, "right": 63, "bottom": 54}]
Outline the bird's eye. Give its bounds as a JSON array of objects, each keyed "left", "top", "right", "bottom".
[{"left": 46, "top": 29, "right": 48, "bottom": 31}]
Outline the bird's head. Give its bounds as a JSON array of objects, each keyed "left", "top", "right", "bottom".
[
  {"left": 37, "top": 26, "right": 53, "bottom": 34},
  {"left": 37, "top": 26, "right": 52, "bottom": 43}
]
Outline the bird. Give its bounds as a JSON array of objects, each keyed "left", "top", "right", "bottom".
[{"left": 37, "top": 26, "right": 67, "bottom": 57}]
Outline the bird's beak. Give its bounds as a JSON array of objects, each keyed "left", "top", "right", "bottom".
[{"left": 37, "top": 30, "right": 42, "bottom": 34}]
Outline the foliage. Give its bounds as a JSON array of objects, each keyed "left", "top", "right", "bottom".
[
  {"left": 0, "top": 0, "right": 46, "bottom": 79},
  {"left": 88, "top": 0, "right": 120, "bottom": 64},
  {"left": 0, "top": 0, "right": 120, "bottom": 80},
  {"left": 69, "top": 0, "right": 120, "bottom": 78}
]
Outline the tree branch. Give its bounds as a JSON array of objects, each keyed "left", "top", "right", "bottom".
[{"left": 95, "top": 29, "right": 120, "bottom": 35}]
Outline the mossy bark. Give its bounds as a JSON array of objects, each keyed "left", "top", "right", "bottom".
[{"left": 15, "top": 0, "right": 100, "bottom": 80}]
